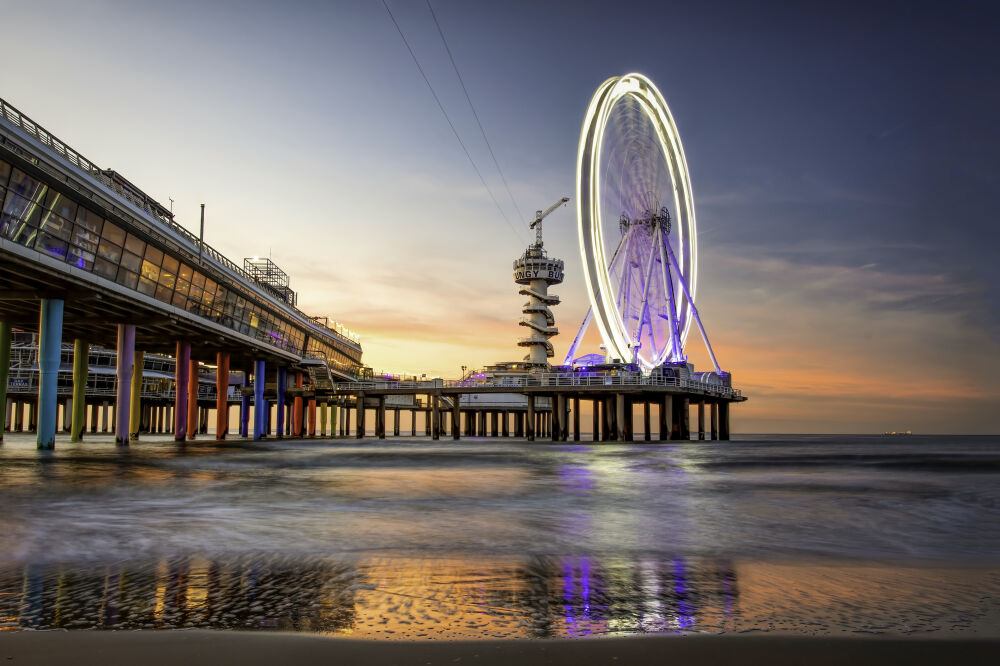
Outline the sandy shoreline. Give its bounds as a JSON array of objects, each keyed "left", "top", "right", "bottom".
[{"left": 2, "top": 631, "right": 999, "bottom": 666}]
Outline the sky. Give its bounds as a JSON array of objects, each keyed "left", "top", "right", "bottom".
[{"left": 2, "top": 0, "right": 998, "bottom": 433}]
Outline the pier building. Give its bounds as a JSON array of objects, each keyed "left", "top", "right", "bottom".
[{"left": 0, "top": 96, "right": 364, "bottom": 447}]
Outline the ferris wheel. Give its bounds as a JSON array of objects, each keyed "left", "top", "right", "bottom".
[{"left": 566, "top": 73, "right": 720, "bottom": 373}]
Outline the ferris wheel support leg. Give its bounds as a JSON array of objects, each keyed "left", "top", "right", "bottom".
[
  {"left": 563, "top": 307, "right": 593, "bottom": 365},
  {"left": 661, "top": 228, "right": 722, "bottom": 374},
  {"left": 634, "top": 240, "right": 659, "bottom": 353},
  {"left": 656, "top": 225, "right": 685, "bottom": 362}
]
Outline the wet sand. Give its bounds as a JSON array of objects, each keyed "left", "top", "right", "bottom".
[{"left": 2, "top": 631, "right": 999, "bottom": 666}]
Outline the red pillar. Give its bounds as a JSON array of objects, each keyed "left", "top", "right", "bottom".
[
  {"left": 187, "top": 358, "right": 199, "bottom": 440},
  {"left": 215, "top": 352, "right": 229, "bottom": 440},
  {"left": 293, "top": 372, "right": 304, "bottom": 437}
]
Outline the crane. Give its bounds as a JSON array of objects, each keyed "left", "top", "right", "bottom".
[{"left": 529, "top": 197, "right": 570, "bottom": 247}]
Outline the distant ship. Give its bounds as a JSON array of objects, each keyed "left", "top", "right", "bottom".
[{"left": 882, "top": 430, "right": 913, "bottom": 436}]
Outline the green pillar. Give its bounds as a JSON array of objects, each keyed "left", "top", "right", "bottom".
[
  {"left": 0, "top": 322, "right": 9, "bottom": 444},
  {"left": 70, "top": 338, "right": 87, "bottom": 441},
  {"left": 129, "top": 350, "right": 144, "bottom": 440}
]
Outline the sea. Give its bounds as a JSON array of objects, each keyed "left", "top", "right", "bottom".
[{"left": 1, "top": 433, "right": 998, "bottom": 638}]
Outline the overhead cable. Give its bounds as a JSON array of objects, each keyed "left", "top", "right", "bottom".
[
  {"left": 381, "top": 0, "right": 524, "bottom": 242},
  {"left": 425, "top": 0, "right": 525, "bottom": 223}
]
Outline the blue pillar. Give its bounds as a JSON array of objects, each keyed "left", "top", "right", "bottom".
[
  {"left": 253, "top": 359, "right": 266, "bottom": 440},
  {"left": 275, "top": 367, "right": 287, "bottom": 439},
  {"left": 239, "top": 370, "right": 250, "bottom": 438},
  {"left": 37, "top": 299, "right": 64, "bottom": 449}
]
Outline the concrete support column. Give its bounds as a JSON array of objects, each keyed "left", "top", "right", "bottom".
[
  {"left": 308, "top": 398, "right": 317, "bottom": 437},
  {"left": 158, "top": 405, "right": 165, "bottom": 433},
  {"left": 14, "top": 401, "right": 24, "bottom": 431},
  {"left": 552, "top": 395, "right": 562, "bottom": 442},
  {"left": 710, "top": 402, "right": 719, "bottom": 440},
  {"left": 69, "top": 338, "right": 87, "bottom": 441},
  {"left": 0, "top": 322, "right": 9, "bottom": 442},
  {"left": 478, "top": 410, "right": 486, "bottom": 436},
  {"left": 377, "top": 395, "right": 386, "bottom": 439},
  {"left": 128, "top": 350, "right": 143, "bottom": 441},
  {"left": 643, "top": 402, "right": 651, "bottom": 442},
  {"left": 602, "top": 397, "right": 613, "bottom": 441},
  {"left": 275, "top": 367, "right": 287, "bottom": 439},
  {"left": 592, "top": 400, "right": 599, "bottom": 441},
  {"left": 572, "top": 398, "right": 580, "bottom": 441},
  {"left": 393, "top": 408, "right": 400, "bottom": 436},
  {"left": 253, "top": 360, "right": 266, "bottom": 440},
  {"left": 173, "top": 342, "right": 190, "bottom": 441},
  {"left": 613, "top": 394, "right": 625, "bottom": 442},
  {"left": 489, "top": 411, "right": 497, "bottom": 437},
  {"left": 526, "top": 395, "right": 535, "bottom": 442},
  {"left": 36, "top": 299, "right": 64, "bottom": 449},
  {"left": 355, "top": 392, "right": 365, "bottom": 438},
  {"left": 431, "top": 392, "right": 440, "bottom": 440},
  {"left": 345, "top": 403, "right": 351, "bottom": 437},
  {"left": 659, "top": 395, "right": 670, "bottom": 441},
  {"left": 502, "top": 410, "right": 509, "bottom": 437},
  {"left": 679, "top": 398, "right": 691, "bottom": 440},
  {"left": 29, "top": 401, "right": 37, "bottom": 432},
  {"left": 719, "top": 402, "right": 730, "bottom": 440},
  {"left": 215, "top": 352, "right": 230, "bottom": 440},
  {"left": 187, "top": 358, "right": 199, "bottom": 441},
  {"left": 101, "top": 401, "right": 109, "bottom": 433},
  {"left": 114, "top": 323, "right": 135, "bottom": 447},
  {"left": 89, "top": 402, "right": 98, "bottom": 434},
  {"left": 452, "top": 396, "right": 460, "bottom": 440},
  {"left": 320, "top": 402, "right": 328, "bottom": 437},
  {"left": 698, "top": 401, "right": 706, "bottom": 440},
  {"left": 61, "top": 400, "right": 70, "bottom": 433}
]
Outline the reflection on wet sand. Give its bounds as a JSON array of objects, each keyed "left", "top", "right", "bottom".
[{"left": 3, "top": 556, "right": 997, "bottom": 638}]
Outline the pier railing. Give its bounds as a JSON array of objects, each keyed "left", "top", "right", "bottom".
[{"left": 334, "top": 373, "right": 742, "bottom": 400}]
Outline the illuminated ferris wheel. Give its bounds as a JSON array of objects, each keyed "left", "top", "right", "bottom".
[{"left": 566, "top": 73, "right": 720, "bottom": 373}]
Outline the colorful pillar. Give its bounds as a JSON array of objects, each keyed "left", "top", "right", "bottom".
[
  {"left": 275, "top": 367, "right": 287, "bottom": 439},
  {"left": 319, "top": 402, "right": 328, "bottom": 437},
  {"left": 293, "top": 373, "right": 304, "bottom": 437},
  {"left": 187, "top": 358, "right": 199, "bottom": 440},
  {"left": 36, "top": 299, "right": 64, "bottom": 449},
  {"left": 129, "top": 350, "right": 143, "bottom": 440},
  {"left": 115, "top": 324, "right": 135, "bottom": 446},
  {"left": 174, "top": 342, "right": 190, "bottom": 441},
  {"left": 308, "top": 398, "right": 317, "bottom": 437},
  {"left": 253, "top": 359, "right": 266, "bottom": 440},
  {"left": 216, "top": 352, "right": 230, "bottom": 440},
  {"left": 239, "top": 370, "right": 250, "bottom": 438},
  {"left": 70, "top": 338, "right": 88, "bottom": 441},
  {"left": 0, "top": 322, "right": 9, "bottom": 444}
]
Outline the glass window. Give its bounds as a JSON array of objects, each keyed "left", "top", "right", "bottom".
[
  {"left": 159, "top": 255, "right": 177, "bottom": 289},
  {"left": 44, "top": 191, "right": 77, "bottom": 219},
  {"left": 68, "top": 247, "right": 95, "bottom": 271},
  {"left": 38, "top": 212, "right": 72, "bottom": 240},
  {"left": 140, "top": 259, "right": 160, "bottom": 282},
  {"left": 189, "top": 282, "right": 203, "bottom": 304},
  {"left": 143, "top": 244, "right": 163, "bottom": 266},
  {"left": 93, "top": 258, "right": 117, "bottom": 280},
  {"left": 174, "top": 278, "right": 190, "bottom": 297},
  {"left": 101, "top": 221, "right": 125, "bottom": 246},
  {"left": 121, "top": 251, "right": 141, "bottom": 273},
  {"left": 75, "top": 207, "right": 102, "bottom": 232},
  {"left": 154, "top": 283, "right": 172, "bottom": 303},
  {"left": 8, "top": 168, "right": 47, "bottom": 203},
  {"left": 97, "top": 237, "right": 122, "bottom": 263},
  {"left": 124, "top": 233, "right": 144, "bottom": 256},
  {"left": 0, "top": 160, "right": 9, "bottom": 183},
  {"left": 171, "top": 290, "right": 187, "bottom": 309},
  {"left": 191, "top": 271, "right": 205, "bottom": 289},
  {"left": 3, "top": 191, "right": 43, "bottom": 231},
  {"left": 178, "top": 263, "right": 193, "bottom": 282},
  {"left": 71, "top": 223, "right": 100, "bottom": 253},
  {"left": 137, "top": 276, "right": 156, "bottom": 297},
  {"left": 36, "top": 233, "right": 68, "bottom": 260},
  {"left": 116, "top": 268, "right": 138, "bottom": 289}
]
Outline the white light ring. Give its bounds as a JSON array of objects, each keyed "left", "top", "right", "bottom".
[{"left": 577, "top": 73, "right": 697, "bottom": 369}]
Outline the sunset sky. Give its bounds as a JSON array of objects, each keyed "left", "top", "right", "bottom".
[{"left": 3, "top": 1, "right": 997, "bottom": 433}]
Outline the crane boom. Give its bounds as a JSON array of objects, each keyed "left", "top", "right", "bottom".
[{"left": 529, "top": 196, "right": 570, "bottom": 246}]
